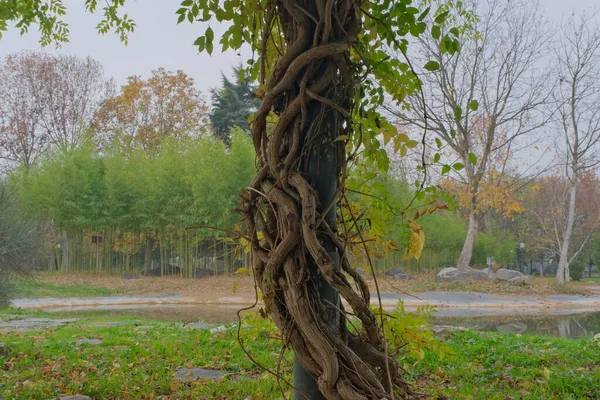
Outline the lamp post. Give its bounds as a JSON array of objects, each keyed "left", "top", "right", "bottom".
[{"left": 516, "top": 242, "right": 525, "bottom": 273}]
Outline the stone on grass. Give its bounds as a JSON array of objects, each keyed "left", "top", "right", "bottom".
[
  {"left": 193, "top": 268, "right": 214, "bottom": 279},
  {"left": 508, "top": 276, "right": 528, "bottom": 286},
  {"left": 436, "top": 267, "right": 472, "bottom": 283},
  {"left": 592, "top": 333, "right": 600, "bottom": 342},
  {"left": 495, "top": 268, "right": 527, "bottom": 282},
  {"left": 51, "top": 395, "right": 93, "bottom": 400},
  {"left": 385, "top": 267, "right": 412, "bottom": 280},
  {"left": 186, "top": 321, "right": 212, "bottom": 330},
  {"left": 76, "top": 339, "right": 102, "bottom": 345},
  {"left": 436, "top": 266, "right": 491, "bottom": 283},
  {"left": 122, "top": 274, "right": 137, "bottom": 280},
  {"left": 173, "top": 367, "right": 225, "bottom": 382}
]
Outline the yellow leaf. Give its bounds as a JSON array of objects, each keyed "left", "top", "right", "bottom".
[
  {"left": 232, "top": 279, "right": 239, "bottom": 294},
  {"left": 334, "top": 135, "right": 349, "bottom": 142},
  {"left": 403, "top": 220, "right": 425, "bottom": 260},
  {"left": 235, "top": 267, "right": 249, "bottom": 275},
  {"left": 543, "top": 367, "right": 551, "bottom": 380}
]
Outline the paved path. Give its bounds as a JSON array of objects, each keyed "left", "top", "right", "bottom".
[{"left": 10, "top": 290, "right": 600, "bottom": 317}]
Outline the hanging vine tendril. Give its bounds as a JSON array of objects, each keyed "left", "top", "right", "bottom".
[{"left": 240, "top": 1, "right": 411, "bottom": 398}]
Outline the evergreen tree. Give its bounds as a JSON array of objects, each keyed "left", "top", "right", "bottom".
[{"left": 209, "top": 67, "right": 259, "bottom": 142}]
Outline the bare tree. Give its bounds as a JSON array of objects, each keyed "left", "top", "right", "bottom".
[
  {"left": 0, "top": 53, "right": 48, "bottom": 167},
  {"left": 552, "top": 13, "right": 600, "bottom": 284},
  {"left": 0, "top": 52, "right": 114, "bottom": 168},
  {"left": 388, "top": 0, "right": 550, "bottom": 270}
]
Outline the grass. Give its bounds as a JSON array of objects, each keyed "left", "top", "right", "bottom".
[
  {"left": 1, "top": 309, "right": 599, "bottom": 399},
  {"left": 11, "top": 277, "right": 120, "bottom": 299}
]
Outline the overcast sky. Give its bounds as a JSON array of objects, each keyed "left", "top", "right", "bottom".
[{"left": 0, "top": 0, "right": 598, "bottom": 102}]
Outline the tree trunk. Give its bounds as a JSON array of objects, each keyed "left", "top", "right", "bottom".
[
  {"left": 61, "top": 230, "right": 69, "bottom": 272},
  {"left": 144, "top": 233, "right": 154, "bottom": 275},
  {"left": 557, "top": 181, "right": 577, "bottom": 284},
  {"left": 457, "top": 212, "right": 478, "bottom": 270}
]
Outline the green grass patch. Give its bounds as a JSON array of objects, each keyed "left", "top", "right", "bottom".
[
  {"left": 11, "top": 278, "right": 118, "bottom": 299},
  {"left": 1, "top": 310, "right": 599, "bottom": 399}
]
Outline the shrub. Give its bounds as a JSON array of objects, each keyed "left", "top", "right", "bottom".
[{"left": 570, "top": 260, "right": 585, "bottom": 281}]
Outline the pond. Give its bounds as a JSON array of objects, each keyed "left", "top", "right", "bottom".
[{"left": 42, "top": 303, "right": 600, "bottom": 339}]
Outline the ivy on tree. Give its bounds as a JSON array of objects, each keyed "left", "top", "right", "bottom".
[{"left": 0, "top": 1, "right": 463, "bottom": 398}]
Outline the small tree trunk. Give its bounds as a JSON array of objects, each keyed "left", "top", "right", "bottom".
[
  {"left": 144, "top": 233, "right": 154, "bottom": 275},
  {"left": 61, "top": 230, "right": 69, "bottom": 272},
  {"left": 557, "top": 181, "right": 577, "bottom": 284},
  {"left": 457, "top": 212, "right": 478, "bottom": 270}
]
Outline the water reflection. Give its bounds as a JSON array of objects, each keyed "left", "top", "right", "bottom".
[{"left": 430, "top": 312, "right": 600, "bottom": 339}]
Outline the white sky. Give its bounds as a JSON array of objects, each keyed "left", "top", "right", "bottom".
[{"left": 1, "top": 0, "right": 598, "bottom": 101}]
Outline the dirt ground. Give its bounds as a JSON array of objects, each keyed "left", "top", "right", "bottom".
[{"left": 37, "top": 271, "right": 596, "bottom": 303}]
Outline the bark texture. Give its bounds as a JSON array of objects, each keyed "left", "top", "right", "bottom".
[{"left": 240, "top": 1, "right": 410, "bottom": 398}]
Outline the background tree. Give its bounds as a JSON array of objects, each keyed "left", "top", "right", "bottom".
[
  {"left": 0, "top": 52, "right": 113, "bottom": 167},
  {"left": 209, "top": 66, "right": 260, "bottom": 142},
  {"left": 93, "top": 68, "right": 210, "bottom": 153},
  {"left": 390, "top": 0, "right": 550, "bottom": 271},
  {"left": 552, "top": 13, "right": 600, "bottom": 284}
]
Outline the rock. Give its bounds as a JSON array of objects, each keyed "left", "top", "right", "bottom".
[
  {"left": 592, "top": 333, "right": 600, "bottom": 342},
  {"left": 392, "top": 273, "right": 412, "bottom": 280},
  {"left": 495, "top": 268, "right": 526, "bottom": 282},
  {"left": 186, "top": 321, "right": 212, "bottom": 330},
  {"left": 51, "top": 395, "right": 93, "bottom": 400},
  {"left": 122, "top": 274, "right": 137, "bottom": 280},
  {"left": 385, "top": 267, "right": 407, "bottom": 277},
  {"left": 173, "top": 367, "right": 225, "bottom": 382},
  {"left": 193, "top": 268, "right": 214, "bottom": 279},
  {"left": 508, "top": 276, "right": 528, "bottom": 286},
  {"left": 77, "top": 339, "right": 102, "bottom": 345},
  {"left": 209, "top": 325, "right": 228, "bottom": 334},
  {"left": 436, "top": 267, "right": 473, "bottom": 283},
  {"left": 355, "top": 267, "right": 366, "bottom": 277},
  {"left": 464, "top": 266, "right": 492, "bottom": 280}
]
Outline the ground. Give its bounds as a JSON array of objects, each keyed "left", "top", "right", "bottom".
[
  {"left": 1, "top": 310, "right": 599, "bottom": 399},
  {"left": 14, "top": 272, "right": 598, "bottom": 302}
]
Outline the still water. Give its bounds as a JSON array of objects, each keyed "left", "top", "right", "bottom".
[{"left": 45, "top": 303, "right": 600, "bottom": 339}]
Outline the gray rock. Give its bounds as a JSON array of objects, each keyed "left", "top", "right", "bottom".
[
  {"left": 436, "top": 267, "right": 473, "bottom": 283},
  {"left": 355, "top": 267, "right": 366, "bottom": 277},
  {"left": 465, "top": 266, "right": 492, "bottom": 280},
  {"left": 508, "top": 276, "right": 528, "bottom": 286},
  {"left": 392, "top": 273, "right": 412, "bottom": 280},
  {"left": 385, "top": 267, "right": 408, "bottom": 277},
  {"left": 592, "top": 333, "right": 600, "bottom": 342},
  {"left": 186, "top": 321, "right": 212, "bottom": 330},
  {"left": 209, "top": 325, "right": 229, "bottom": 334},
  {"left": 173, "top": 367, "right": 225, "bottom": 382},
  {"left": 51, "top": 395, "right": 93, "bottom": 400},
  {"left": 495, "top": 269, "right": 526, "bottom": 282},
  {"left": 122, "top": 274, "right": 137, "bottom": 280},
  {"left": 193, "top": 268, "right": 214, "bottom": 279},
  {"left": 436, "top": 266, "right": 491, "bottom": 283},
  {"left": 77, "top": 339, "right": 102, "bottom": 345}
]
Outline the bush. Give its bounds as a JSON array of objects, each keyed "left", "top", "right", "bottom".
[
  {"left": 570, "top": 260, "right": 585, "bottom": 281},
  {"left": 0, "top": 183, "right": 41, "bottom": 307}
]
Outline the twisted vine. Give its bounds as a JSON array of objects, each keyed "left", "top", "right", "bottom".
[{"left": 241, "top": 1, "right": 411, "bottom": 398}]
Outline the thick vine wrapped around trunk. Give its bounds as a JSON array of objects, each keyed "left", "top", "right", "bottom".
[{"left": 240, "top": 1, "right": 410, "bottom": 398}]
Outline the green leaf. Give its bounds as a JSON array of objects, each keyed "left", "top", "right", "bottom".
[
  {"left": 406, "top": 140, "right": 419, "bottom": 149},
  {"left": 431, "top": 25, "right": 441, "bottom": 40},
  {"left": 468, "top": 152, "right": 477, "bottom": 165},
  {"left": 435, "top": 11, "right": 449, "bottom": 24},
  {"left": 468, "top": 100, "right": 479, "bottom": 111},
  {"left": 424, "top": 61, "right": 439, "bottom": 72},
  {"left": 453, "top": 106, "right": 462, "bottom": 121},
  {"left": 453, "top": 162, "right": 464, "bottom": 171},
  {"left": 433, "top": 153, "right": 441, "bottom": 163},
  {"left": 435, "top": 138, "right": 443, "bottom": 149},
  {"left": 441, "top": 164, "right": 451, "bottom": 175},
  {"left": 418, "top": 7, "right": 431, "bottom": 21},
  {"left": 205, "top": 26, "right": 214, "bottom": 54}
]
